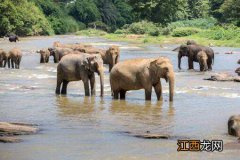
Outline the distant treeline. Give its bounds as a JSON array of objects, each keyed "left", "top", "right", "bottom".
[{"left": 0, "top": 0, "right": 239, "bottom": 36}]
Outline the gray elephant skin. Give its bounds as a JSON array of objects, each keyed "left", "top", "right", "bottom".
[
  {"left": 178, "top": 44, "right": 214, "bottom": 70},
  {"left": 56, "top": 53, "right": 104, "bottom": 97},
  {"left": 8, "top": 48, "right": 22, "bottom": 69},
  {"left": 197, "top": 51, "right": 208, "bottom": 71},
  {"left": 110, "top": 57, "right": 174, "bottom": 101},
  {"left": 228, "top": 115, "right": 240, "bottom": 137}
]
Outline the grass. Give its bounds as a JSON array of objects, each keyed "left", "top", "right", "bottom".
[{"left": 76, "top": 29, "right": 240, "bottom": 47}]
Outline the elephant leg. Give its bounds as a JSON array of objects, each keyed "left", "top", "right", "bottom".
[
  {"left": 145, "top": 87, "right": 152, "bottom": 101},
  {"left": 3, "top": 60, "right": 7, "bottom": 67},
  {"left": 7, "top": 58, "right": 10, "bottom": 68},
  {"left": 120, "top": 90, "right": 126, "bottom": 99},
  {"left": 113, "top": 90, "right": 119, "bottom": 99},
  {"left": 109, "top": 64, "right": 113, "bottom": 72},
  {"left": 11, "top": 59, "right": 14, "bottom": 68},
  {"left": 55, "top": 77, "right": 62, "bottom": 95},
  {"left": 188, "top": 57, "right": 194, "bottom": 69},
  {"left": 61, "top": 80, "right": 69, "bottom": 95},
  {"left": 207, "top": 59, "right": 212, "bottom": 71},
  {"left": 89, "top": 74, "right": 96, "bottom": 96},
  {"left": 154, "top": 82, "right": 162, "bottom": 101},
  {"left": 199, "top": 64, "right": 203, "bottom": 71},
  {"left": 46, "top": 56, "right": 49, "bottom": 63},
  {"left": 83, "top": 80, "right": 90, "bottom": 96}
]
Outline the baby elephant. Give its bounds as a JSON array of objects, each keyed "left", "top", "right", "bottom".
[
  {"left": 37, "top": 49, "right": 51, "bottom": 63},
  {"left": 197, "top": 51, "right": 208, "bottom": 71},
  {"left": 9, "top": 48, "right": 22, "bottom": 69},
  {"left": 0, "top": 49, "right": 9, "bottom": 67},
  {"left": 228, "top": 115, "right": 240, "bottom": 137}
]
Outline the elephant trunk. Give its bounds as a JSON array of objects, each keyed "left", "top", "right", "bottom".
[
  {"left": 203, "top": 60, "right": 208, "bottom": 71},
  {"left": 168, "top": 73, "right": 174, "bottom": 102},
  {"left": 178, "top": 54, "right": 182, "bottom": 70},
  {"left": 98, "top": 67, "right": 104, "bottom": 97}
]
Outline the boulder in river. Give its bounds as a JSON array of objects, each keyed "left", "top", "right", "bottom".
[{"left": 0, "top": 122, "right": 39, "bottom": 143}]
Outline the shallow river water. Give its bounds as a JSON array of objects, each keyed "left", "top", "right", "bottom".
[{"left": 0, "top": 35, "right": 240, "bottom": 160}]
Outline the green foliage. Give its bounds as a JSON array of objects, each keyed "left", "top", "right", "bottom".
[
  {"left": 187, "top": 0, "right": 210, "bottom": 19},
  {"left": 0, "top": 0, "right": 53, "bottom": 36},
  {"left": 122, "top": 21, "right": 160, "bottom": 36},
  {"left": 69, "top": 0, "right": 101, "bottom": 24},
  {"left": 76, "top": 29, "right": 107, "bottom": 36},
  {"left": 172, "top": 27, "right": 201, "bottom": 37},
  {"left": 220, "top": 0, "right": 240, "bottom": 26},
  {"left": 88, "top": 21, "right": 110, "bottom": 32}
]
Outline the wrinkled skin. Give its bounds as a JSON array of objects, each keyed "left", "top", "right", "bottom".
[
  {"left": 228, "top": 115, "right": 240, "bottom": 137},
  {"left": 75, "top": 46, "right": 120, "bottom": 72},
  {"left": 9, "top": 35, "right": 19, "bottom": 42},
  {"left": 48, "top": 47, "right": 73, "bottom": 63},
  {"left": 56, "top": 54, "right": 104, "bottom": 97},
  {"left": 197, "top": 51, "right": 208, "bottom": 71},
  {"left": 8, "top": 48, "right": 22, "bottom": 69},
  {"left": 37, "top": 49, "right": 51, "bottom": 63},
  {"left": 0, "top": 49, "right": 9, "bottom": 67},
  {"left": 236, "top": 67, "right": 240, "bottom": 76},
  {"left": 178, "top": 44, "right": 214, "bottom": 70},
  {"left": 110, "top": 57, "right": 174, "bottom": 101}
]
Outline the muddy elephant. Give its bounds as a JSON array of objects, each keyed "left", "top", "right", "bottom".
[
  {"left": 197, "top": 51, "right": 208, "bottom": 71},
  {"left": 0, "top": 49, "right": 9, "bottom": 67},
  {"left": 228, "top": 115, "right": 240, "bottom": 137},
  {"left": 110, "top": 57, "right": 174, "bottom": 101},
  {"left": 178, "top": 44, "right": 214, "bottom": 70},
  {"left": 37, "top": 49, "right": 51, "bottom": 63},
  {"left": 48, "top": 47, "right": 73, "bottom": 63},
  {"left": 56, "top": 54, "right": 104, "bottom": 97},
  {"left": 9, "top": 35, "right": 19, "bottom": 42},
  {"left": 8, "top": 48, "right": 22, "bottom": 69},
  {"left": 75, "top": 46, "right": 120, "bottom": 72}
]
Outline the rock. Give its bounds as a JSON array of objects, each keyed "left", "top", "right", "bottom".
[
  {"left": 204, "top": 73, "right": 240, "bottom": 82},
  {"left": 238, "top": 59, "right": 240, "bottom": 64},
  {"left": 224, "top": 140, "right": 240, "bottom": 150},
  {"left": 123, "top": 131, "right": 170, "bottom": 139},
  {"left": 235, "top": 67, "right": 240, "bottom": 76},
  {"left": 0, "top": 122, "right": 38, "bottom": 143},
  {"left": 0, "top": 136, "right": 22, "bottom": 143}
]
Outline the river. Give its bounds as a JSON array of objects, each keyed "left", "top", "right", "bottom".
[{"left": 0, "top": 35, "right": 240, "bottom": 160}]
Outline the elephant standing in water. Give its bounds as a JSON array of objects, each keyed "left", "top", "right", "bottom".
[
  {"left": 0, "top": 49, "right": 9, "bottom": 67},
  {"left": 178, "top": 44, "right": 214, "bottom": 70},
  {"left": 56, "top": 54, "right": 104, "bottom": 97},
  {"left": 8, "top": 48, "right": 22, "bottom": 69},
  {"left": 110, "top": 57, "right": 174, "bottom": 101},
  {"left": 9, "top": 35, "right": 19, "bottom": 42},
  {"left": 228, "top": 115, "right": 240, "bottom": 137},
  {"left": 48, "top": 47, "right": 73, "bottom": 63},
  {"left": 37, "top": 49, "right": 51, "bottom": 63},
  {"left": 197, "top": 51, "right": 208, "bottom": 71}
]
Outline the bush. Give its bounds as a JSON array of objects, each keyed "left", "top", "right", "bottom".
[
  {"left": 122, "top": 21, "right": 160, "bottom": 36},
  {"left": 172, "top": 27, "right": 201, "bottom": 37},
  {"left": 114, "top": 29, "right": 128, "bottom": 34},
  {"left": 76, "top": 29, "right": 107, "bottom": 36}
]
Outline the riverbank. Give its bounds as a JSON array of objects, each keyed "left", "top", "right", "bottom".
[{"left": 76, "top": 29, "right": 240, "bottom": 47}]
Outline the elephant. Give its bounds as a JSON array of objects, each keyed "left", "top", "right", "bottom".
[
  {"left": 37, "top": 49, "right": 51, "bottom": 63},
  {"left": 8, "top": 47, "right": 22, "bottom": 69},
  {"left": 237, "top": 59, "right": 240, "bottom": 64},
  {"left": 197, "top": 51, "right": 208, "bottom": 71},
  {"left": 186, "top": 40, "right": 197, "bottom": 45},
  {"left": 9, "top": 35, "right": 19, "bottom": 42},
  {"left": 75, "top": 46, "right": 120, "bottom": 72},
  {"left": 48, "top": 47, "right": 73, "bottom": 63},
  {"left": 53, "top": 41, "right": 92, "bottom": 49},
  {"left": 178, "top": 44, "right": 214, "bottom": 70},
  {"left": 56, "top": 53, "right": 104, "bottom": 97},
  {"left": 0, "top": 49, "right": 9, "bottom": 67},
  {"left": 236, "top": 67, "right": 240, "bottom": 76},
  {"left": 228, "top": 115, "right": 240, "bottom": 137},
  {"left": 110, "top": 57, "right": 174, "bottom": 101}
]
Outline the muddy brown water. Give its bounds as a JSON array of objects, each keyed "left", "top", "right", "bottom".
[{"left": 0, "top": 35, "right": 240, "bottom": 160}]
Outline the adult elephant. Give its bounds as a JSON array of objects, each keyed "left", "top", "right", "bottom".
[
  {"left": 37, "top": 49, "right": 51, "bottom": 63},
  {"left": 48, "top": 47, "right": 73, "bottom": 63},
  {"left": 178, "top": 44, "right": 214, "bottom": 70},
  {"left": 56, "top": 54, "right": 104, "bottom": 97},
  {"left": 110, "top": 57, "right": 174, "bottom": 101},
  {"left": 9, "top": 35, "right": 19, "bottom": 42},
  {"left": 0, "top": 49, "right": 9, "bottom": 67},
  {"left": 8, "top": 48, "right": 22, "bottom": 69},
  {"left": 75, "top": 46, "right": 120, "bottom": 72}
]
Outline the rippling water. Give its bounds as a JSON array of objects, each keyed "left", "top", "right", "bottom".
[{"left": 0, "top": 35, "right": 240, "bottom": 160}]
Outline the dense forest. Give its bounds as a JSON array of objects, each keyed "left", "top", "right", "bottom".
[{"left": 0, "top": 0, "right": 239, "bottom": 36}]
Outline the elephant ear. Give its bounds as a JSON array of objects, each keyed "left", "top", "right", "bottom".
[{"left": 83, "top": 58, "right": 90, "bottom": 70}]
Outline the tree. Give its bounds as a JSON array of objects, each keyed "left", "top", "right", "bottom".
[
  {"left": 220, "top": 0, "right": 240, "bottom": 26},
  {"left": 209, "top": 0, "right": 224, "bottom": 19},
  {"left": 187, "top": 0, "right": 210, "bottom": 19},
  {"left": 69, "top": 0, "right": 101, "bottom": 24}
]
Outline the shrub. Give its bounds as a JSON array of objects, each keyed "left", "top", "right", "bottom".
[
  {"left": 114, "top": 29, "right": 128, "bottom": 34},
  {"left": 88, "top": 21, "right": 110, "bottom": 32},
  {"left": 76, "top": 29, "right": 107, "bottom": 36},
  {"left": 172, "top": 27, "right": 201, "bottom": 37}
]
